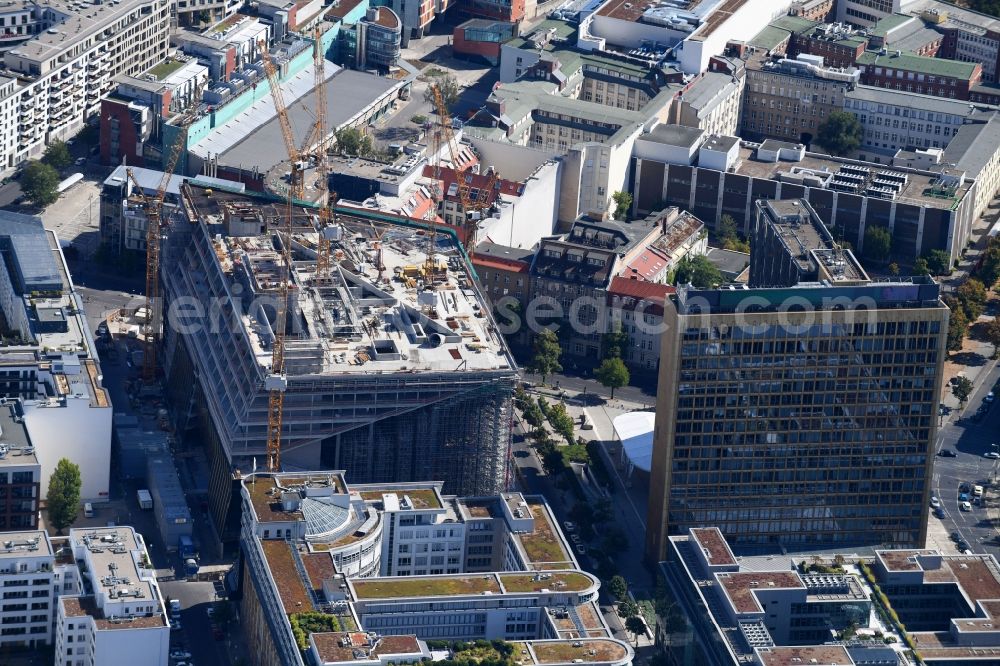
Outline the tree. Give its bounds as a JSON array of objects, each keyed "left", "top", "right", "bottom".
[
  {"left": 957, "top": 279, "right": 988, "bottom": 321},
  {"left": 529, "top": 329, "right": 562, "bottom": 384},
  {"left": 913, "top": 257, "right": 930, "bottom": 277},
  {"left": 423, "top": 75, "right": 460, "bottom": 110},
  {"left": 977, "top": 238, "right": 1000, "bottom": 288},
  {"left": 924, "top": 249, "right": 952, "bottom": 276},
  {"left": 947, "top": 304, "right": 969, "bottom": 352},
  {"left": 625, "top": 616, "right": 647, "bottom": 646},
  {"left": 612, "top": 191, "right": 632, "bottom": 221},
  {"left": 673, "top": 255, "right": 724, "bottom": 288},
  {"left": 863, "top": 225, "right": 892, "bottom": 262},
  {"left": 984, "top": 317, "right": 1000, "bottom": 358},
  {"left": 608, "top": 575, "right": 628, "bottom": 602},
  {"left": 953, "top": 376, "right": 974, "bottom": 404},
  {"left": 888, "top": 262, "right": 900, "bottom": 276},
  {"left": 47, "top": 458, "right": 82, "bottom": 534},
  {"left": 21, "top": 160, "right": 60, "bottom": 207},
  {"left": 602, "top": 322, "right": 629, "bottom": 359},
  {"left": 617, "top": 600, "right": 639, "bottom": 619},
  {"left": 718, "top": 214, "right": 749, "bottom": 252},
  {"left": 816, "top": 110, "right": 864, "bottom": 156},
  {"left": 43, "top": 140, "right": 72, "bottom": 170},
  {"left": 596, "top": 357, "right": 630, "bottom": 398},
  {"left": 334, "top": 128, "right": 372, "bottom": 157}
]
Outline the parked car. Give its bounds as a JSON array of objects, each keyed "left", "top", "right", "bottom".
[
  {"left": 959, "top": 492, "right": 971, "bottom": 502},
  {"left": 987, "top": 392, "right": 996, "bottom": 403},
  {"left": 960, "top": 482, "right": 972, "bottom": 493},
  {"left": 930, "top": 496, "right": 941, "bottom": 508},
  {"left": 961, "top": 501, "right": 973, "bottom": 511},
  {"left": 951, "top": 531, "right": 963, "bottom": 542},
  {"left": 563, "top": 521, "right": 576, "bottom": 532},
  {"left": 985, "top": 452, "right": 999, "bottom": 460},
  {"left": 170, "top": 650, "right": 192, "bottom": 660},
  {"left": 934, "top": 507, "right": 946, "bottom": 519},
  {"left": 939, "top": 449, "right": 958, "bottom": 457},
  {"left": 575, "top": 544, "right": 586, "bottom": 555}
]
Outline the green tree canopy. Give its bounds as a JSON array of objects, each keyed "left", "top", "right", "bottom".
[
  {"left": 625, "top": 616, "right": 647, "bottom": 645},
  {"left": 335, "top": 128, "right": 373, "bottom": 157},
  {"left": 612, "top": 191, "right": 633, "bottom": 221},
  {"left": 718, "top": 214, "right": 749, "bottom": 252},
  {"left": 608, "top": 575, "right": 628, "bottom": 602},
  {"left": 947, "top": 303, "right": 969, "bottom": 352},
  {"left": 913, "top": 257, "right": 930, "bottom": 276},
  {"left": 21, "top": 160, "right": 60, "bottom": 207},
  {"left": 47, "top": 458, "right": 82, "bottom": 534},
  {"left": 673, "top": 255, "right": 724, "bottom": 288},
  {"left": 617, "top": 600, "right": 639, "bottom": 619},
  {"left": 529, "top": 329, "right": 562, "bottom": 384},
  {"left": 602, "top": 322, "right": 629, "bottom": 359},
  {"left": 984, "top": 317, "right": 1000, "bottom": 358},
  {"left": 816, "top": 110, "right": 864, "bottom": 156},
  {"left": 596, "top": 357, "right": 630, "bottom": 398},
  {"left": 924, "top": 249, "right": 952, "bottom": 276},
  {"left": 952, "top": 376, "right": 974, "bottom": 404},
  {"left": 43, "top": 140, "right": 72, "bottom": 170},
  {"left": 863, "top": 225, "right": 892, "bottom": 262},
  {"left": 424, "top": 75, "right": 461, "bottom": 110},
  {"left": 957, "top": 279, "right": 988, "bottom": 321},
  {"left": 977, "top": 237, "right": 1000, "bottom": 287}
]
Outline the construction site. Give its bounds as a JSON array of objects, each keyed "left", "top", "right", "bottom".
[{"left": 157, "top": 184, "right": 518, "bottom": 548}]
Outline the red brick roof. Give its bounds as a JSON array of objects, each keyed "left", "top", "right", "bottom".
[
  {"left": 422, "top": 165, "right": 522, "bottom": 207},
  {"left": 607, "top": 277, "right": 674, "bottom": 312}
]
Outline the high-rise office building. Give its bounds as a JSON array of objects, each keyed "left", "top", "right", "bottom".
[{"left": 646, "top": 199, "right": 949, "bottom": 559}]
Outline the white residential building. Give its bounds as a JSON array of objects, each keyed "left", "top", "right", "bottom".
[
  {"left": 0, "top": 0, "right": 169, "bottom": 176},
  {"left": 0, "top": 211, "right": 112, "bottom": 502},
  {"left": 0, "top": 531, "right": 81, "bottom": 651},
  {"left": 55, "top": 527, "right": 169, "bottom": 666}
]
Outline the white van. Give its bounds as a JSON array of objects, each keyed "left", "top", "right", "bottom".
[{"left": 83, "top": 502, "right": 94, "bottom": 518}]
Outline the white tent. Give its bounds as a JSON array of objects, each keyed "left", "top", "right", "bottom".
[{"left": 613, "top": 411, "right": 655, "bottom": 476}]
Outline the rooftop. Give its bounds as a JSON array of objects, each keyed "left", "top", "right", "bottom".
[
  {"left": 356, "top": 486, "right": 443, "bottom": 510},
  {"left": 515, "top": 499, "right": 574, "bottom": 569},
  {"left": 749, "top": 25, "right": 793, "bottom": 51},
  {"left": 180, "top": 193, "right": 514, "bottom": 377},
  {"left": 262, "top": 540, "right": 314, "bottom": 614},
  {"left": 0, "top": 531, "right": 49, "bottom": 558},
  {"left": 351, "top": 573, "right": 503, "bottom": 599},
  {"left": 312, "top": 632, "right": 423, "bottom": 663},
  {"left": 642, "top": 124, "right": 704, "bottom": 149},
  {"left": 733, "top": 144, "right": 971, "bottom": 209},
  {"left": 690, "top": 528, "right": 737, "bottom": 566},
  {"left": 146, "top": 57, "right": 189, "bottom": 80},
  {"left": 528, "top": 640, "right": 629, "bottom": 664},
  {"left": 856, "top": 50, "right": 979, "bottom": 80},
  {"left": 2, "top": 0, "right": 161, "bottom": 72},
  {"left": 755, "top": 646, "right": 853, "bottom": 666},
  {"left": 0, "top": 402, "right": 36, "bottom": 468},
  {"left": 717, "top": 571, "right": 805, "bottom": 613},
  {"left": 869, "top": 12, "right": 915, "bottom": 38}
]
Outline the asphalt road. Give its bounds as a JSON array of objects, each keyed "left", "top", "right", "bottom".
[{"left": 932, "top": 361, "right": 1000, "bottom": 556}]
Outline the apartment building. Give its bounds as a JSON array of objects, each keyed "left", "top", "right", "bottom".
[
  {"left": 472, "top": 243, "right": 535, "bottom": 312},
  {"left": 453, "top": 19, "right": 518, "bottom": 66},
  {"left": 646, "top": 200, "right": 948, "bottom": 558},
  {"left": 529, "top": 209, "right": 701, "bottom": 361},
  {"left": 55, "top": 527, "right": 169, "bottom": 666},
  {"left": 798, "top": 22, "right": 869, "bottom": 67},
  {"left": 158, "top": 186, "right": 516, "bottom": 547},
  {"left": 856, "top": 50, "right": 982, "bottom": 100},
  {"left": 604, "top": 278, "right": 673, "bottom": 374},
  {"left": 844, "top": 84, "right": 995, "bottom": 157},
  {"left": 0, "top": 0, "right": 169, "bottom": 175},
  {"left": 742, "top": 53, "right": 860, "bottom": 146},
  {"left": 0, "top": 402, "right": 39, "bottom": 532},
  {"left": 674, "top": 67, "right": 745, "bottom": 138},
  {"left": 0, "top": 211, "right": 111, "bottom": 502},
  {"left": 629, "top": 126, "right": 993, "bottom": 264},
  {"left": 238, "top": 471, "right": 630, "bottom": 666},
  {"left": 867, "top": 13, "right": 942, "bottom": 57},
  {"left": 0, "top": 531, "right": 79, "bottom": 651}
]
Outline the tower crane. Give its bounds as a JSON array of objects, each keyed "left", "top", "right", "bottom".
[
  {"left": 310, "top": 27, "right": 338, "bottom": 285},
  {"left": 429, "top": 84, "right": 499, "bottom": 252},
  {"left": 257, "top": 40, "right": 305, "bottom": 201},
  {"left": 125, "top": 113, "right": 193, "bottom": 385}
]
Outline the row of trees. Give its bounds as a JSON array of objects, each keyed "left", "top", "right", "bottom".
[{"left": 528, "top": 328, "right": 631, "bottom": 397}]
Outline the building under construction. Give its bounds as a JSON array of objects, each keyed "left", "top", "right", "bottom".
[{"left": 160, "top": 185, "right": 518, "bottom": 547}]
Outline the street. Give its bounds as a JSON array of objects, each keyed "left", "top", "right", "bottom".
[{"left": 931, "top": 359, "right": 1000, "bottom": 557}]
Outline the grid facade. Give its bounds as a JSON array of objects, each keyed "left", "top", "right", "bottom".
[{"left": 647, "top": 293, "right": 948, "bottom": 558}]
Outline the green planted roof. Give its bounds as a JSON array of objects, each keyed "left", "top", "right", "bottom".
[
  {"left": 869, "top": 13, "right": 916, "bottom": 38},
  {"left": 769, "top": 14, "right": 820, "bottom": 34},
  {"left": 856, "top": 51, "right": 979, "bottom": 80},
  {"left": 750, "top": 25, "right": 791, "bottom": 51}
]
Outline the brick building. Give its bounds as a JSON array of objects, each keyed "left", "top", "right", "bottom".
[
  {"left": 798, "top": 23, "right": 869, "bottom": 67},
  {"left": 453, "top": 19, "right": 518, "bottom": 65},
  {"left": 856, "top": 50, "right": 982, "bottom": 100}
]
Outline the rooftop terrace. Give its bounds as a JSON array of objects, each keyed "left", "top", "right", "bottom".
[
  {"left": 350, "top": 571, "right": 597, "bottom": 600},
  {"left": 0, "top": 531, "right": 49, "bottom": 558}
]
